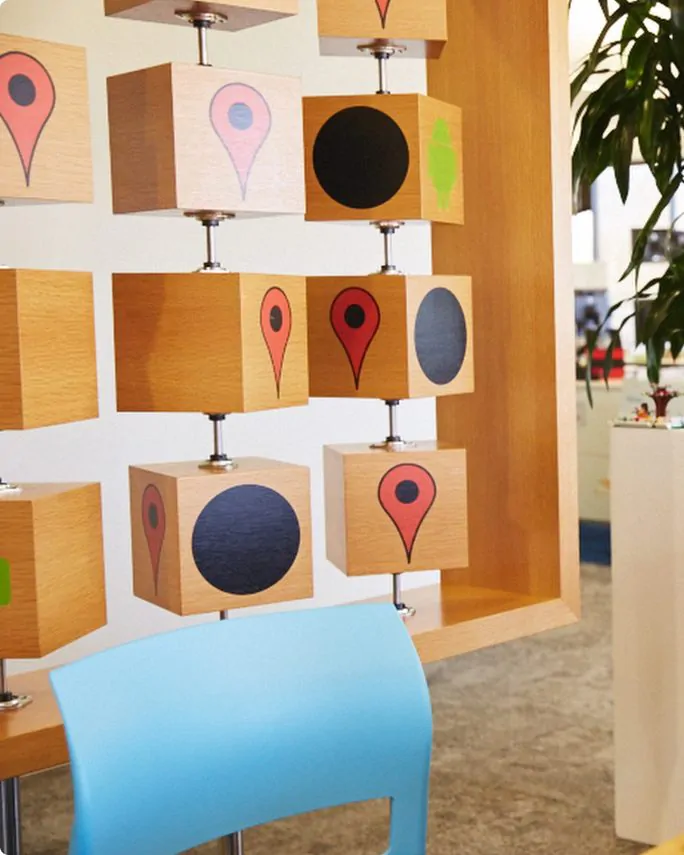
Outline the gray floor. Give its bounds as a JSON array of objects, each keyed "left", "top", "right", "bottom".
[{"left": 20, "top": 565, "right": 650, "bottom": 854}]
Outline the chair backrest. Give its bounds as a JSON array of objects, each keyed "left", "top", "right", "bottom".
[{"left": 50, "top": 603, "right": 433, "bottom": 855}]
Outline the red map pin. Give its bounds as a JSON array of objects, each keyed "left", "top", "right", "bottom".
[
  {"left": 330, "top": 288, "right": 381, "bottom": 390},
  {"left": 0, "top": 52, "right": 56, "bottom": 186},
  {"left": 261, "top": 287, "right": 292, "bottom": 397},
  {"left": 210, "top": 82, "right": 272, "bottom": 200},
  {"left": 378, "top": 464, "right": 437, "bottom": 563},
  {"left": 142, "top": 484, "right": 166, "bottom": 594},
  {"left": 375, "top": 0, "right": 392, "bottom": 26}
]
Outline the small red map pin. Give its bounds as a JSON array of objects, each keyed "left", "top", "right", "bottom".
[
  {"left": 378, "top": 464, "right": 437, "bottom": 563},
  {"left": 375, "top": 0, "right": 392, "bottom": 26},
  {"left": 261, "top": 287, "right": 292, "bottom": 397},
  {"left": 330, "top": 288, "right": 381, "bottom": 390},
  {"left": 0, "top": 52, "right": 56, "bottom": 186},
  {"left": 210, "top": 82, "right": 272, "bottom": 200},
  {"left": 142, "top": 484, "right": 166, "bottom": 594}
]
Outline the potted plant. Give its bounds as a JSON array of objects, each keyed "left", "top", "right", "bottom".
[{"left": 572, "top": 0, "right": 684, "bottom": 412}]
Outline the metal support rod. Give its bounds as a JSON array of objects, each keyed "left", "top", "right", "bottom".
[
  {"left": 392, "top": 574, "right": 416, "bottom": 620},
  {"left": 195, "top": 19, "right": 211, "bottom": 66},
  {"left": 386, "top": 399, "right": 400, "bottom": 443},
  {"left": 200, "top": 415, "right": 235, "bottom": 470},
  {"left": 218, "top": 611, "right": 244, "bottom": 855},
  {"left": 0, "top": 658, "right": 7, "bottom": 697},
  {"left": 377, "top": 52, "right": 390, "bottom": 94},
  {"left": 373, "top": 221, "right": 403, "bottom": 275},
  {"left": 204, "top": 218, "right": 220, "bottom": 270}
]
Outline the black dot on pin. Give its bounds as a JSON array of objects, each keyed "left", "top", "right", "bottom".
[
  {"left": 192, "top": 485, "right": 301, "bottom": 596},
  {"left": 313, "top": 106, "right": 410, "bottom": 210},
  {"left": 148, "top": 504, "right": 159, "bottom": 530},
  {"left": 270, "top": 305, "right": 283, "bottom": 333},
  {"left": 414, "top": 288, "right": 468, "bottom": 386},
  {"left": 8, "top": 74, "right": 36, "bottom": 107},
  {"left": 344, "top": 304, "right": 366, "bottom": 329},
  {"left": 395, "top": 480, "right": 419, "bottom": 505}
]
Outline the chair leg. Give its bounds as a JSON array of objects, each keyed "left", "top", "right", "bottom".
[
  {"left": 221, "top": 831, "right": 244, "bottom": 854},
  {"left": 0, "top": 778, "right": 22, "bottom": 855},
  {"left": 386, "top": 793, "right": 429, "bottom": 855}
]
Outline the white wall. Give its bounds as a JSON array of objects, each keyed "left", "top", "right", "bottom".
[{"left": 0, "top": 0, "right": 439, "bottom": 674}]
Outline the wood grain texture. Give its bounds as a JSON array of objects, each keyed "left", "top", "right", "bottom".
[
  {"left": 108, "top": 63, "right": 304, "bottom": 216},
  {"left": 308, "top": 274, "right": 472, "bottom": 400},
  {"left": 113, "top": 272, "right": 308, "bottom": 413},
  {"left": 428, "top": 0, "right": 580, "bottom": 622},
  {"left": 130, "top": 459, "right": 313, "bottom": 615},
  {"left": 0, "top": 269, "right": 99, "bottom": 431},
  {"left": 304, "top": 94, "right": 463, "bottom": 224},
  {"left": 324, "top": 441, "right": 468, "bottom": 576},
  {"left": 317, "top": 0, "right": 447, "bottom": 59},
  {"left": 0, "top": 34, "right": 92, "bottom": 205},
  {"left": 104, "top": 0, "right": 297, "bottom": 30},
  {"left": 0, "top": 483, "right": 106, "bottom": 659}
]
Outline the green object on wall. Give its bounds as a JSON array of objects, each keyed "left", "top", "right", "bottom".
[
  {"left": 428, "top": 118, "right": 457, "bottom": 210},
  {"left": 0, "top": 557, "right": 10, "bottom": 606}
]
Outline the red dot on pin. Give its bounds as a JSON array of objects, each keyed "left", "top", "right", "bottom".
[
  {"left": 378, "top": 464, "right": 437, "bottom": 563},
  {"left": 261, "top": 287, "right": 292, "bottom": 398},
  {"left": 142, "top": 484, "right": 166, "bottom": 595},
  {"left": 0, "top": 51, "right": 56, "bottom": 186},
  {"left": 330, "top": 288, "right": 381, "bottom": 390}
]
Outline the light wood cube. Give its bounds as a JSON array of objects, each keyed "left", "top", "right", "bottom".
[
  {"left": 108, "top": 63, "right": 304, "bottom": 216},
  {"left": 0, "top": 483, "right": 106, "bottom": 659},
  {"left": 113, "top": 272, "right": 308, "bottom": 413},
  {"left": 0, "top": 34, "right": 92, "bottom": 204},
  {"left": 308, "top": 274, "right": 473, "bottom": 399},
  {"left": 304, "top": 93, "right": 462, "bottom": 224},
  {"left": 104, "top": 0, "right": 297, "bottom": 30},
  {"left": 317, "top": 0, "right": 447, "bottom": 59},
  {"left": 0, "top": 269, "right": 98, "bottom": 430},
  {"left": 130, "top": 459, "right": 313, "bottom": 615},
  {"left": 325, "top": 442, "right": 468, "bottom": 576}
]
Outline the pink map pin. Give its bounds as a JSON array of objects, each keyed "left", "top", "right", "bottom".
[{"left": 210, "top": 82, "right": 272, "bottom": 200}]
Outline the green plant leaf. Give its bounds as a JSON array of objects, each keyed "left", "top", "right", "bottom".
[
  {"left": 622, "top": 171, "right": 682, "bottom": 280},
  {"left": 626, "top": 33, "right": 653, "bottom": 87}
]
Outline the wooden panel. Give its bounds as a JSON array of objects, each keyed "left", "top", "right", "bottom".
[
  {"left": 0, "top": 274, "right": 22, "bottom": 428},
  {"left": 0, "top": 34, "right": 92, "bottom": 205},
  {"left": 108, "top": 63, "right": 304, "bottom": 216},
  {"left": 428, "top": 0, "right": 579, "bottom": 616},
  {"left": 0, "top": 483, "right": 106, "bottom": 660},
  {"left": 417, "top": 95, "right": 464, "bottom": 225},
  {"left": 104, "top": 0, "right": 298, "bottom": 31},
  {"left": 318, "top": 0, "right": 447, "bottom": 59},
  {"left": 324, "top": 441, "right": 468, "bottom": 576},
  {"left": 131, "top": 459, "right": 313, "bottom": 615},
  {"left": 113, "top": 273, "right": 308, "bottom": 413}
]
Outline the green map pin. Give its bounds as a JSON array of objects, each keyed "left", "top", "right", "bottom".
[
  {"left": 0, "top": 557, "right": 10, "bottom": 606},
  {"left": 428, "top": 118, "right": 458, "bottom": 211}
]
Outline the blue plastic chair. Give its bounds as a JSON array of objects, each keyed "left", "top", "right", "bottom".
[{"left": 50, "top": 604, "right": 433, "bottom": 855}]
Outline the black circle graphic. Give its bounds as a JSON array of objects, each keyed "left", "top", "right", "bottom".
[
  {"left": 192, "top": 485, "right": 301, "bottom": 596},
  {"left": 9, "top": 74, "right": 36, "bottom": 107},
  {"left": 270, "top": 305, "right": 283, "bottom": 332},
  {"left": 313, "top": 107, "right": 410, "bottom": 209},
  {"left": 396, "top": 480, "right": 419, "bottom": 505},
  {"left": 414, "top": 288, "right": 467, "bottom": 385},
  {"left": 148, "top": 504, "right": 159, "bottom": 529},
  {"left": 344, "top": 304, "right": 366, "bottom": 329}
]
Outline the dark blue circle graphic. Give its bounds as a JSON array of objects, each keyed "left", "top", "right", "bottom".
[
  {"left": 229, "top": 102, "right": 254, "bottom": 131},
  {"left": 148, "top": 504, "right": 159, "bottom": 529},
  {"left": 192, "top": 485, "right": 301, "bottom": 596},
  {"left": 270, "top": 305, "right": 283, "bottom": 332},
  {"left": 414, "top": 288, "right": 467, "bottom": 385},
  {"left": 344, "top": 304, "right": 366, "bottom": 329},
  {"left": 9, "top": 74, "right": 36, "bottom": 107},
  {"left": 395, "top": 480, "right": 419, "bottom": 505}
]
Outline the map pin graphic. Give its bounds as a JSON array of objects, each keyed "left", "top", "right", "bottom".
[
  {"left": 261, "top": 287, "right": 292, "bottom": 397},
  {"left": 142, "top": 484, "right": 166, "bottom": 594},
  {"left": 378, "top": 464, "right": 437, "bottom": 563},
  {"left": 0, "top": 52, "right": 56, "bottom": 186},
  {"left": 330, "top": 288, "right": 381, "bottom": 390},
  {"left": 210, "top": 82, "right": 272, "bottom": 200},
  {"left": 374, "top": 0, "right": 392, "bottom": 26}
]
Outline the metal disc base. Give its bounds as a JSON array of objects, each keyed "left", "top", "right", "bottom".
[
  {"left": 196, "top": 263, "right": 228, "bottom": 273},
  {"left": 175, "top": 10, "right": 228, "bottom": 26},
  {"left": 0, "top": 482, "right": 21, "bottom": 495},
  {"left": 0, "top": 693, "right": 32, "bottom": 712},
  {"left": 199, "top": 457, "right": 237, "bottom": 471},
  {"left": 357, "top": 41, "right": 408, "bottom": 59},
  {"left": 394, "top": 603, "right": 416, "bottom": 620},
  {"left": 185, "top": 210, "right": 235, "bottom": 224},
  {"left": 370, "top": 439, "right": 416, "bottom": 451}
]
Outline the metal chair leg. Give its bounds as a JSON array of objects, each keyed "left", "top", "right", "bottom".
[
  {"left": 222, "top": 831, "right": 244, "bottom": 855},
  {"left": 0, "top": 778, "right": 21, "bottom": 855}
]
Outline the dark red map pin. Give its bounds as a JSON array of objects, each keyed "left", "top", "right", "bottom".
[
  {"left": 375, "top": 0, "right": 392, "bottom": 26},
  {"left": 142, "top": 484, "right": 166, "bottom": 594},
  {"left": 378, "top": 464, "right": 437, "bottom": 563},
  {"left": 330, "top": 288, "right": 381, "bottom": 390},
  {"left": 0, "top": 52, "right": 56, "bottom": 186},
  {"left": 261, "top": 287, "right": 292, "bottom": 397}
]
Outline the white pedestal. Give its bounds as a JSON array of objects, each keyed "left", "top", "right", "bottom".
[{"left": 612, "top": 427, "right": 684, "bottom": 845}]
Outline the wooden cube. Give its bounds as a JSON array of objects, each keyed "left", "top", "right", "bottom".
[
  {"left": 108, "top": 63, "right": 304, "bottom": 216},
  {"left": 0, "top": 483, "right": 106, "bottom": 659},
  {"left": 317, "top": 0, "right": 447, "bottom": 59},
  {"left": 304, "top": 93, "right": 463, "bottom": 224},
  {"left": 113, "top": 272, "right": 308, "bottom": 413},
  {"left": 0, "top": 269, "right": 99, "bottom": 430},
  {"left": 324, "top": 442, "right": 468, "bottom": 576},
  {"left": 104, "top": 0, "right": 297, "bottom": 30},
  {"left": 308, "top": 274, "right": 473, "bottom": 399},
  {"left": 130, "top": 459, "right": 313, "bottom": 615},
  {"left": 0, "top": 34, "right": 92, "bottom": 205}
]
